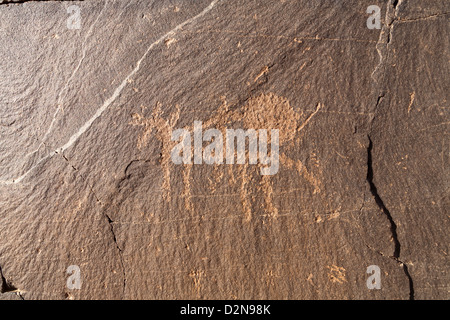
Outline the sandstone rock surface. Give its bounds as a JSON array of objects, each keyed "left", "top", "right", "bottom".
[{"left": 0, "top": 0, "right": 448, "bottom": 300}]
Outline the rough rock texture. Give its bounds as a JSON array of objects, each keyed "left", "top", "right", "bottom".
[{"left": 0, "top": 0, "right": 448, "bottom": 300}]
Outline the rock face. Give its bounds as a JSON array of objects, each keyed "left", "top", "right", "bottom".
[{"left": 0, "top": 0, "right": 448, "bottom": 300}]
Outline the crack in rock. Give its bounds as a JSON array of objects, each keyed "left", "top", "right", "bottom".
[
  {"left": 0, "top": 264, "right": 18, "bottom": 294},
  {"left": 366, "top": 137, "right": 401, "bottom": 257},
  {"left": 397, "top": 12, "right": 450, "bottom": 23},
  {"left": 367, "top": 0, "right": 415, "bottom": 300},
  {"left": 54, "top": 150, "right": 127, "bottom": 297},
  {"left": 366, "top": 137, "right": 415, "bottom": 300},
  {"left": 371, "top": 0, "right": 401, "bottom": 83},
  {"left": 104, "top": 213, "right": 127, "bottom": 299},
  {"left": 55, "top": 149, "right": 128, "bottom": 298}
]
